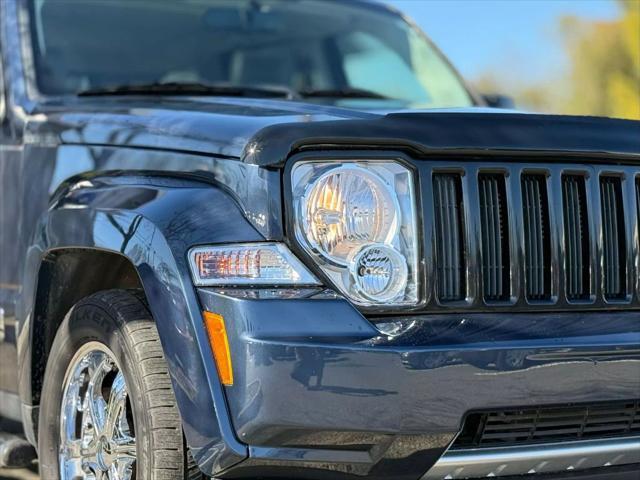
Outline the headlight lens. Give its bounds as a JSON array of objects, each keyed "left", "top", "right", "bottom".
[
  {"left": 292, "top": 161, "right": 419, "bottom": 306},
  {"left": 303, "top": 165, "right": 399, "bottom": 265}
]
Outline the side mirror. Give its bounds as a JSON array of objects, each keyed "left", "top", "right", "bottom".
[{"left": 482, "top": 94, "right": 516, "bottom": 109}]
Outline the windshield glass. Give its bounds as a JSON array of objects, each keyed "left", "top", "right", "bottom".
[{"left": 28, "top": 0, "right": 474, "bottom": 108}]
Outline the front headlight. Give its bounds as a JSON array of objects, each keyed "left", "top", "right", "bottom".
[{"left": 292, "top": 161, "right": 419, "bottom": 306}]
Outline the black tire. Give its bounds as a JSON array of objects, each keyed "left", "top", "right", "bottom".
[{"left": 38, "top": 289, "right": 199, "bottom": 480}]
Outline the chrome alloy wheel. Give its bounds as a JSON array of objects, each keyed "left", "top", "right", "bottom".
[{"left": 59, "top": 342, "right": 137, "bottom": 479}]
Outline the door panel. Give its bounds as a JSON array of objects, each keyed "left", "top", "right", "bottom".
[
  {"left": 0, "top": 142, "right": 22, "bottom": 398},
  {"left": 0, "top": 29, "right": 22, "bottom": 405}
]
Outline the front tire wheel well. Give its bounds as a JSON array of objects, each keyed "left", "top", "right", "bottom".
[
  {"left": 38, "top": 289, "right": 200, "bottom": 479},
  {"left": 30, "top": 249, "right": 143, "bottom": 409}
]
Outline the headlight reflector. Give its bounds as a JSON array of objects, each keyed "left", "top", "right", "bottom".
[
  {"left": 292, "top": 161, "right": 419, "bottom": 306},
  {"left": 303, "top": 165, "right": 399, "bottom": 265},
  {"left": 350, "top": 243, "right": 408, "bottom": 302}
]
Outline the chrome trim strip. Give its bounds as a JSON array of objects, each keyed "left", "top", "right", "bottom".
[{"left": 422, "top": 437, "right": 640, "bottom": 479}]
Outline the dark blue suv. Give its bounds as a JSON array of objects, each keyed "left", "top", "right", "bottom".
[{"left": 0, "top": 1, "right": 638, "bottom": 479}]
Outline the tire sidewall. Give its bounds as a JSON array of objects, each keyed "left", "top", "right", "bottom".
[{"left": 38, "top": 300, "right": 151, "bottom": 480}]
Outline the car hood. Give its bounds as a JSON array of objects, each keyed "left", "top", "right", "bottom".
[{"left": 28, "top": 96, "right": 640, "bottom": 165}]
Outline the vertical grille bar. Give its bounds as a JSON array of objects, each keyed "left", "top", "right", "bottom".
[
  {"left": 637, "top": 178, "right": 640, "bottom": 234},
  {"left": 521, "top": 174, "right": 551, "bottom": 300},
  {"left": 433, "top": 174, "right": 465, "bottom": 301},
  {"left": 637, "top": 178, "right": 640, "bottom": 300},
  {"left": 562, "top": 176, "right": 590, "bottom": 300},
  {"left": 600, "top": 177, "right": 626, "bottom": 299},
  {"left": 479, "top": 174, "right": 510, "bottom": 301}
]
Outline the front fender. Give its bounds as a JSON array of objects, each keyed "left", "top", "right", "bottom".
[{"left": 20, "top": 173, "right": 264, "bottom": 474}]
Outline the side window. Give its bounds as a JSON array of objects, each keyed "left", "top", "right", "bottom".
[{"left": 336, "top": 31, "right": 430, "bottom": 103}]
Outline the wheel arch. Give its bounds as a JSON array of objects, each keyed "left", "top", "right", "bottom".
[
  {"left": 30, "top": 248, "right": 143, "bottom": 406},
  {"left": 18, "top": 174, "right": 259, "bottom": 474}
]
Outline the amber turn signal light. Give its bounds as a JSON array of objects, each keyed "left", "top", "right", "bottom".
[{"left": 203, "top": 311, "right": 233, "bottom": 386}]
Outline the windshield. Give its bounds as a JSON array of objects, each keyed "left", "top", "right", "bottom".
[{"left": 28, "top": 0, "right": 474, "bottom": 108}]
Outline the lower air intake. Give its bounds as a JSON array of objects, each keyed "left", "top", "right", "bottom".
[{"left": 453, "top": 400, "right": 640, "bottom": 449}]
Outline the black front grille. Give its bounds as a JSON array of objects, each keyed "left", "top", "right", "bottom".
[
  {"left": 433, "top": 174, "right": 466, "bottom": 301},
  {"left": 600, "top": 177, "right": 626, "bottom": 299},
  {"left": 562, "top": 175, "right": 590, "bottom": 300},
  {"left": 479, "top": 174, "right": 510, "bottom": 301},
  {"left": 453, "top": 400, "right": 640, "bottom": 449},
  {"left": 426, "top": 162, "right": 639, "bottom": 310},
  {"left": 522, "top": 174, "right": 551, "bottom": 300}
]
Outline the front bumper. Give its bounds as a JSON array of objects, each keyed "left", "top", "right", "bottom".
[
  {"left": 425, "top": 437, "right": 640, "bottom": 479},
  {"left": 197, "top": 289, "right": 640, "bottom": 479}
]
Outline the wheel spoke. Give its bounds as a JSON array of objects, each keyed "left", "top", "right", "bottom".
[
  {"left": 113, "top": 436, "right": 137, "bottom": 460},
  {"left": 95, "top": 470, "right": 109, "bottom": 480},
  {"left": 60, "top": 456, "right": 84, "bottom": 480},
  {"left": 111, "top": 453, "right": 136, "bottom": 480},
  {"left": 86, "top": 354, "right": 112, "bottom": 434},
  {"left": 61, "top": 438, "right": 83, "bottom": 460},
  {"left": 60, "top": 345, "right": 136, "bottom": 480},
  {"left": 61, "top": 366, "right": 84, "bottom": 444},
  {"left": 81, "top": 451, "right": 101, "bottom": 477},
  {"left": 105, "top": 372, "right": 128, "bottom": 438}
]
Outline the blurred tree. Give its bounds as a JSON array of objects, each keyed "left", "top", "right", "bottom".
[
  {"left": 474, "top": 72, "right": 561, "bottom": 113},
  {"left": 560, "top": 0, "right": 639, "bottom": 119},
  {"left": 473, "top": 1, "right": 639, "bottom": 120}
]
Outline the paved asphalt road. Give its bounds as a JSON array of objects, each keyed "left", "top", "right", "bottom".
[{"left": 0, "top": 468, "right": 38, "bottom": 480}]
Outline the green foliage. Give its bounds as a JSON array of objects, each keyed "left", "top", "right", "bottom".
[
  {"left": 474, "top": 3, "right": 640, "bottom": 120},
  {"left": 560, "top": 5, "right": 639, "bottom": 119}
]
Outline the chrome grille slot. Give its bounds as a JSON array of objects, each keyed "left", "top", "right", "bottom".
[
  {"left": 522, "top": 174, "right": 551, "bottom": 300},
  {"left": 562, "top": 175, "right": 590, "bottom": 300},
  {"left": 432, "top": 174, "right": 465, "bottom": 301},
  {"left": 478, "top": 174, "right": 510, "bottom": 301},
  {"left": 600, "top": 176, "right": 626, "bottom": 299}
]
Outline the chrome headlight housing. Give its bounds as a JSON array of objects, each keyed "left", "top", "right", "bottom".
[{"left": 291, "top": 161, "right": 419, "bottom": 306}]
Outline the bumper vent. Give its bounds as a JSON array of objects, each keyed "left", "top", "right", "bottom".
[
  {"left": 522, "top": 174, "right": 551, "bottom": 300},
  {"left": 600, "top": 176, "right": 627, "bottom": 299},
  {"left": 453, "top": 400, "right": 640, "bottom": 449},
  {"left": 478, "top": 174, "right": 510, "bottom": 301},
  {"left": 432, "top": 174, "right": 466, "bottom": 301}
]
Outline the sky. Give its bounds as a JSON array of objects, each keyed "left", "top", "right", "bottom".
[{"left": 384, "top": 0, "right": 621, "bottom": 83}]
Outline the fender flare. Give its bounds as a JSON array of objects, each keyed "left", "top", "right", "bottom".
[{"left": 19, "top": 173, "right": 263, "bottom": 474}]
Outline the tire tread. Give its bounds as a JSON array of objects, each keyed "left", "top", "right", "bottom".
[{"left": 75, "top": 290, "right": 203, "bottom": 479}]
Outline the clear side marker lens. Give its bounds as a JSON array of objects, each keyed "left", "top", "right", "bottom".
[{"left": 189, "top": 243, "right": 319, "bottom": 286}]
